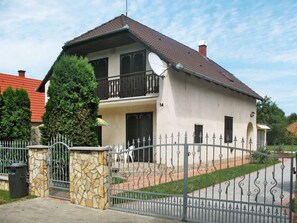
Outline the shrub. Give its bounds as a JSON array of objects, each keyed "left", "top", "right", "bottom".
[
  {"left": 250, "top": 147, "right": 273, "bottom": 164},
  {"left": 40, "top": 55, "right": 99, "bottom": 146},
  {"left": 0, "top": 87, "right": 31, "bottom": 141}
]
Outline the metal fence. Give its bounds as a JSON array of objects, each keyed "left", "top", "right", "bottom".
[
  {"left": 0, "top": 141, "right": 30, "bottom": 174},
  {"left": 108, "top": 133, "right": 295, "bottom": 223},
  {"left": 48, "top": 135, "right": 73, "bottom": 200}
]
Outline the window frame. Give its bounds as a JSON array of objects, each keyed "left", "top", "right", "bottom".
[
  {"left": 194, "top": 124, "right": 203, "bottom": 143},
  {"left": 120, "top": 50, "right": 146, "bottom": 74},
  {"left": 89, "top": 57, "right": 108, "bottom": 80},
  {"left": 224, "top": 116, "right": 233, "bottom": 143}
]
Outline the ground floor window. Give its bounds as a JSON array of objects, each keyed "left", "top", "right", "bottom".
[
  {"left": 224, "top": 116, "right": 233, "bottom": 143},
  {"left": 194, "top": 124, "right": 203, "bottom": 143}
]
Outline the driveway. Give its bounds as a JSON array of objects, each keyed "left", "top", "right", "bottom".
[{"left": 0, "top": 197, "right": 179, "bottom": 223}]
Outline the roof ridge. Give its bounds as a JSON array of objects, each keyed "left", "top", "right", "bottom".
[
  {"left": 65, "top": 15, "right": 124, "bottom": 45},
  {"left": 126, "top": 15, "right": 201, "bottom": 58},
  {"left": 120, "top": 14, "right": 128, "bottom": 26},
  {"left": 0, "top": 73, "right": 42, "bottom": 81}
]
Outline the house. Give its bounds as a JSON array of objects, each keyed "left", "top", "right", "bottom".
[
  {"left": 37, "top": 15, "right": 262, "bottom": 161},
  {"left": 257, "top": 124, "right": 270, "bottom": 148},
  {"left": 287, "top": 122, "right": 297, "bottom": 137},
  {"left": 0, "top": 70, "right": 45, "bottom": 143}
]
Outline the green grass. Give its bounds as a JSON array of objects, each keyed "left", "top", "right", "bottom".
[
  {"left": 112, "top": 177, "right": 126, "bottom": 184},
  {"left": 0, "top": 189, "right": 36, "bottom": 205},
  {"left": 112, "top": 160, "right": 278, "bottom": 204},
  {"left": 266, "top": 144, "right": 297, "bottom": 152},
  {"left": 141, "top": 161, "right": 277, "bottom": 195}
]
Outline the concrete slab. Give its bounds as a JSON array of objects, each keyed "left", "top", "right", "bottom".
[{"left": 0, "top": 197, "right": 179, "bottom": 223}]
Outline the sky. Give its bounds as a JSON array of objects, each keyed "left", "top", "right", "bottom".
[{"left": 0, "top": 0, "right": 296, "bottom": 115}]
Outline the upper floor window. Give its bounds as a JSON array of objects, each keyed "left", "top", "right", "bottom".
[
  {"left": 224, "top": 116, "right": 233, "bottom": 143},
  {"left": 90, "top": 57, "right": 108, "bottom": 80},
  {"left": 120, "top": 50, "right": 146, "bottom": 74}
]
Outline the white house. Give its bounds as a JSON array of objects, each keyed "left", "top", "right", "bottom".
[{"left": 37, "top": 15, "right": 262, "bottom": 162}]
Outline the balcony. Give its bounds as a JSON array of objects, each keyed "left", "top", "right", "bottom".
[{"left": 96, "top": 70, "right": 160, "bottom": 100}]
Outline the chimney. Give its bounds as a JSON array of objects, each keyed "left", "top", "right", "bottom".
[
  {"left": 18, "top": 70, "right": 26, "bottom": 78},
  {"left": 198, "top": 40, "right": 207, "bottom": 57}
]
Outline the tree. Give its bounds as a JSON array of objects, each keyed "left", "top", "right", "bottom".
[
  {"left": 0, "top": 87, "right": 31, "bottom": 141},
  {"left": 40, "top": 55, "right": 99, "bottom": 146},
  {"left": 257, "top": 96, "right": 287, "bottom": 144},
  {"left": 287, "top": 113, "right": 297, "bottom": 124}
]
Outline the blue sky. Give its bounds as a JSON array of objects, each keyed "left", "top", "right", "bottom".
[{"left": 0, "top": 0, "right": 296, "bottom": 115}]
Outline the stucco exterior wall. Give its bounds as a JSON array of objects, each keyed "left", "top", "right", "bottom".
[
  {"left": 99, "top": 102, "right": 157, "bottom": 146},
  {"left": 157, "top": 69, "right": 257, "bottom": 147}
]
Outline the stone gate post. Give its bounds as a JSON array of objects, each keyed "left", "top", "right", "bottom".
[
  {"left": 69, "top": 146, "right": 110, "bottom": 209},
  {"left": 27, "top": 145, "right": 49, "bottom": 197}
]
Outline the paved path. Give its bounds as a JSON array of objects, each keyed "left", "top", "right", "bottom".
[{"left": 0, "top": 197, "right": 179, "bottom": 223}]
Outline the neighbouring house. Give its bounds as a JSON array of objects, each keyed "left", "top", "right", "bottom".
[
  {"left": 37, "top": 15, "right": 262, "bottom": 161},
  {"left": 257, "top": 124, "right": 270, "bottom": 148},
  {"left": 0, "top": 70, "right": 45, "bottom": 143},
  {"left": 287, "top": 122, "right": 297, "bottom": 137}
]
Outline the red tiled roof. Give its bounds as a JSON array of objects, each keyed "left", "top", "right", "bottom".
[
  {"left": 0, "top": 73, "right": 45, "bottom": 123},
  {"left": 65, "top": 15, "right": 261, "bottom": 99},
  {"left": 287, "top": 122, "right": 297, "bottom": 137}
]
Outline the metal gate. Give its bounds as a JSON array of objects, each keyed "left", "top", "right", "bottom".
[
  {"left": 108, "top": 133, "right": 295, "bottom": 223},
  {"left": 48, "top": 135, "right": 72, "bottom": 200}
]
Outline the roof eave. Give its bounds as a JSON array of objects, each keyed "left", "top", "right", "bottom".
[
  {"left": 37, "top": 25, "right": 131, "bottom": 93},
  {"left": 176, "top": 65, "right": 263, "bottom": 100},
  {"left": 63, "top": 25, "right": 130, "bottom": 49},
  {"left": 36, "top": 50, "right": 64, "bottom": 92}
]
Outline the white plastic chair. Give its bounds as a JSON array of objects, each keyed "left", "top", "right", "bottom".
[
  {"left": 114, "top": 145, "right": 123, "bottom": 162},
  {"left": 124, "top": 145, "right": 134, "bottom": 163}
]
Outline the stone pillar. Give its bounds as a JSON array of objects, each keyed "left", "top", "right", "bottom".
[
  {"left": 0, "top": 175, "right": 9, "bottom": 191},
  {"left": 27, "top": 145, "right": 49, "bottom": 197},
  {"left": 69, "top": 146, "right": 109, "bottom": 209}
]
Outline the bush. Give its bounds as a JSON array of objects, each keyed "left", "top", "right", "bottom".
[
  {"left": 0, "top": 87, "right": 31, "bottom": 141},
  {"left": 40, "top": 55, "right": 99, "bottom": 146},
  {"left": 250, "top": 147, "right": 273, "bottom": 164}
]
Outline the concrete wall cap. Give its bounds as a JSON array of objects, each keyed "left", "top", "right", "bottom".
[
  {"left": 70, "top": 146, "right": 111, "bottom": 152},
  {"left": 0, "top": 175, "right": 8, "bottom": 181},
  {"left": 27, "top": 145, "right": 49, "bottom": 149}
]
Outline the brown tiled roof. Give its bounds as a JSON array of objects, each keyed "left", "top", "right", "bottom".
[
  {"left": 0, "top": 73, "right": 45, "bottom": 123},
  {"left": 40, "top": 15, "right": 262, "bottom": 99}
]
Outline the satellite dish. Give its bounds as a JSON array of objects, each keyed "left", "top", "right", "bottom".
[{"left": 148, "top": 52, "right": 167, "bottom": 77}]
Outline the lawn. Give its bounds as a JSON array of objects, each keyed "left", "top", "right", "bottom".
[
  {"left": 0, "top": 190, "right": 36, "bottom": 205},
  {"left": 111, "top": 160, "right": 278, "bottom": 204},
  {"left": 266, "top": 144, "right": 297, "bottom": 152}
]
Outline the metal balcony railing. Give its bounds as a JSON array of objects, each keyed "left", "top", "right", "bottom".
[{"left": 96, "top": 70, "right": 159, "bottom": 100}]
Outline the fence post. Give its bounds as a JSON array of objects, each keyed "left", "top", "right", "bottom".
[
  {"left": 27, "top": 145, "right": 49, "bottom": 197},
  {"left": 69, "top": 146, "right": 110, "bottom": 209},
  {"left": 182, "top": 132, "right": 188, "bottom": 222},
  {"left": 289, "top": 153, "right": 297, "bottom": 222}
]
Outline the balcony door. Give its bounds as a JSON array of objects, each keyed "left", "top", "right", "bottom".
[
  {"left": 120, "top": 50, "right": 146, "bottom": 98},
  {"left": 90, "top": 58, "right": 108, "bottom": 100},
  {"left": 126, "top": 112, "right": 153, "bottom": 162}
]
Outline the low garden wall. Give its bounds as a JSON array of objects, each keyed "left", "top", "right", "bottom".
[
  {"left": 25, "top": 144, "right": 109, "bottom": 210},
  {"left": 0, "top": 175, "right": 9, "bottom": 191}
]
